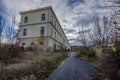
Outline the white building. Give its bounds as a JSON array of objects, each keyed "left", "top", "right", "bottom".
[{"left": 18, "top": 6, "right": 70, "bottom": 51}]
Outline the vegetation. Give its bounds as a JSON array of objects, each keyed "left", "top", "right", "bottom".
[
  {"left": 0, "top": 50, "right": 68, "bottom": 80},
  {"left": 75, "top": 46, "right": 99, "bottom": 69}
]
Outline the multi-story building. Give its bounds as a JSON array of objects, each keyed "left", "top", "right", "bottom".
[{"left": 18, "top": 6, "right": 70, "bottom": 51}]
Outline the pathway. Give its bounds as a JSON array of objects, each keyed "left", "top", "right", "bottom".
[{"left": 46, "top": 52, "right": 97, "bottom": 80}]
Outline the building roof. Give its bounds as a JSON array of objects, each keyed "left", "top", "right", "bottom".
[{"left": 20, "top": 6, "right": 52, "bottom": 14}]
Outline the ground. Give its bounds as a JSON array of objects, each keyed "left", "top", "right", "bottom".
[{"left": 46, "top": 52, "right": 97, "bottom": 80}]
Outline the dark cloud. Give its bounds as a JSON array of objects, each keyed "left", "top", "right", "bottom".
[
  {"left": 65, "top": 29, "right": 76, "bottom": 34},
  {"left": 77, "top": 29, "right": 90, "bottom": 34},
  {"left": 67, "top": 0, "right": 85, "bottom": 8}
]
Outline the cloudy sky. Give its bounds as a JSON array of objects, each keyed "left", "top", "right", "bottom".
[{"left": 1, "top": 0, "right": 113, "bottom": 45}]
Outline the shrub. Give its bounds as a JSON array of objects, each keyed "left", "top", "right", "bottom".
[
  {"left": 0, "top": 44, "right": 24, "bottom": 76},
  {"left": 93, "top": 43, "right": 120, "bottom": 80},
  {"left": 87, "top": 49, "right": 96, "bottom": 58},
  {"left": 0, "top": 44, "right": 24, "bottom": 64},
  {"left": 25, "top": 47, "right": 34, "bottom": 51}
]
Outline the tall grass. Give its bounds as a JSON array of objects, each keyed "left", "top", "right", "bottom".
[{"left": 0, "top": 51, "right": 68, "bottom": 80}]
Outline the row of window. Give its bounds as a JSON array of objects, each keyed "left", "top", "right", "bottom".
[
  {"left": 22, "top": 42, "right": 44, "bottom": 46},
  {"left": 51, "top": 28, "right": 63, "bottom": 42},
  {"left": 50, "top": 16, "right": 66, "bottom": 43},
  {"left": 24, "top": 13, "right": 45, "bottom": 23},
  {"left": 23, "top": 27, "right": 45, "bottom": 36}
]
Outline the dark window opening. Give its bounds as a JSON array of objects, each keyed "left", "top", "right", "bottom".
[
  {"left": 51, "top": 16, "right": 53, "bottom": 23},
  {"left": 40, "top": 42, "right": 44, "bottom": 45},
  {"left": 41, "top": 14, "right": 45, "bottom": 20},
  {"left": 23, "top": 29, "right": 27, "bottom": 36},
  {"left": 51, "top": 28, "right": 53, "bottom": 36},
  {"left": 31, "top": 42, "right": 34, "bottom": 45},
  {"left": 24, "top": 16, "right": 28, "bottom": 23},
  {"left": 22, "top": 43, "right": 25, "bottom": 46},
  {"left": 40, "top": 27, "right": 44, "bottom": 34}
]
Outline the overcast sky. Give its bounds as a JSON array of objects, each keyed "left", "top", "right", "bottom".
[{"left": 1, "top": 0, "right": 113, "bottom": 46}]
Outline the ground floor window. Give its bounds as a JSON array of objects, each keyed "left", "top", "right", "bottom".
[
  {"left": 31, "top": 42, "right": 34, "bottom": 45},
  {"left": 22, "top": 43, "right": 25, "bottom": 46},
  {"left": 40, "top": 42, "right": 44, "bottom": 45}
]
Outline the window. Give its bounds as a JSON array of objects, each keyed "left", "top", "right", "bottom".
[
  {"left": 55, "top": 21, "right": 56, "bottom": 27},
  {"left": 57, "top": 34, "right": 58, "bottom": 40},
  {"left": 22, "top": 43, "right": 25, "bottom": 46},
  {"left": 31, "top": 42, "right": 34, "bottom": 45},
  {"left": 23, "top": 29, "right": 27, "bottom": 36},
  {"left": 51, "top": 28, "right": 53, "bottom": 36},
  {"left": 54, "top": 31, "right": 56, "bottom": 38},
  {"left": 24, "top": 16, "right": 28, "bottom": 23},
  {"left": 41, "top": 13, "right": 45, "bottom": 20},
  {"left": 40, "top": 27, "right": 45, "bottom": 34},
  {"left": 51, "top": 16, "right": 53, "bottom": 23},
  {"left": 40, "top": 42, "right": 44, "bottom": 45}
]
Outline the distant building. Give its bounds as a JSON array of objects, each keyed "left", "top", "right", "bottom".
[{"left": 18, "top": 6, "right": 70, "bottom": 51}]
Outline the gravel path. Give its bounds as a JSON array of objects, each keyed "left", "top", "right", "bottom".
[{"left": 46, "top": 52, "right": 97, "bottom": 80}]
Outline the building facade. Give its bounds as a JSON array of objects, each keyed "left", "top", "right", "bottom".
[{"left": 18, "top": 6, "right": 70, "bottom": 51}]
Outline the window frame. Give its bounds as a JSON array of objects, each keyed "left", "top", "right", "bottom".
[
  {"left": 22, "top": 42, "right": 25, "bottom": 46},
  {"left": 40, "top": 42, "right": 44, "bottom": 45},
  {"left": 51, "top": 28, "right": 53, "bottom": 36},
  {"left": 31, "top": 42, "right": 34, "bottom": 45},
  {"left": 41, "top": 13, "right": 45, "bottom": 21},
  {"left": 24, "top": 16, "right": 28, "bottom": 23},
  {"left": 23, "top": 29, "right": 27, "bottom": 36},
  {"left": 40, "top": 27, "right": 45, "bottom": 34}
]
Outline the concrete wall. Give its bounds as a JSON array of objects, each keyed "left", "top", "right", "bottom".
[
  {"left": 18, "top": 23, "right": 48, "bottom": 38},
  {"left": 20, "top": 10, "right": 49, "bottom": 26}
]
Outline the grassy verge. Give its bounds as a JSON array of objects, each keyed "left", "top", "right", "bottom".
[
  {"left": 75, "top": 48, "right": 99, "bottom": 69},
  {"left": 86, "top": 58, "right": 99, "bottom": 69},
  {"left": 0, "top": 51, "right": 68, "bottom": 80}
]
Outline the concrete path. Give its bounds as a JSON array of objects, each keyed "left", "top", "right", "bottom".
[{"left": 46, "top": 52, "right": 97, "bottom": 80}]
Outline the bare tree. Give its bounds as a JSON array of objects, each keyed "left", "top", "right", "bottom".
[
  {"left": 0, "top": 16, "right": 6, "bottom": 45},
  {"left": 5, "top": 13, "right": 18, "bottom": 44},
  {"left": 78, "top": 26, "right": 87, "bottom": 46},
  {"left": 92, "top": 16, "right": 103, "bottom": 45}
]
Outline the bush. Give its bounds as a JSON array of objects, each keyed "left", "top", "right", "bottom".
[
  {"left": 0, "top": 52, "right": 68, "bottom": 80},
  {"left": 0, "top": 44, "right": 24, "bottom": 64},
  {"left": 87, "top": 49, "right": 96, "bottom": 58},
  {"left": 25, "top": 47, "right": 34, "bottom": 51},
  {"left": 92, "top": 43, "right": 120, "bottom": 80}
]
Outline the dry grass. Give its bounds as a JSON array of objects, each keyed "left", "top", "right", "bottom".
[
  {"left": 0, "top": 51, "right": 68, "bottom": 80},
  {"left": 3, "top": 51, "right": 68, "bottom": 73}
]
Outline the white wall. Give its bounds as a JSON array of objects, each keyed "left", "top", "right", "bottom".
[
  {"left": 20, "top": 10, "right": 49, "bottom": 25},
  {"left": 19, "top": 23, "right": 48, "bottom": 38}
]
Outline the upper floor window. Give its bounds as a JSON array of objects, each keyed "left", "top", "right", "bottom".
[
  {"left": 54, "top": 31, "right": 56, "bottom": 38},
  {"left": 41, "top": 14, "right": 45, "bottom": 21},
  {"left": 51, "top": 16, "right": 53, "bottom": 23},
  {"left": 51, "top": 28, "right": 53, "bottom": 36},
  {"left": 40, "top": 27, "right": 45, "bottom": 34},
  {"left": 24, "top": 16, "right": 28, "bottom": 23},
  {"left": 57, "top": 34, "right": 58, "bottom": 40},
  {"left": 31, "top": 42, "right": 34, "bottom": 45},
  {"left": 23, "top": 29, "right": 27, "bottom": 36}
]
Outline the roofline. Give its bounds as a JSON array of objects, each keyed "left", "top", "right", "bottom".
[
  {"left": 49, "top": 7, "right": 69, "bottom": 43},
  {"left": 19, "top": 6, "right": 52, "bottom": 14}
]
